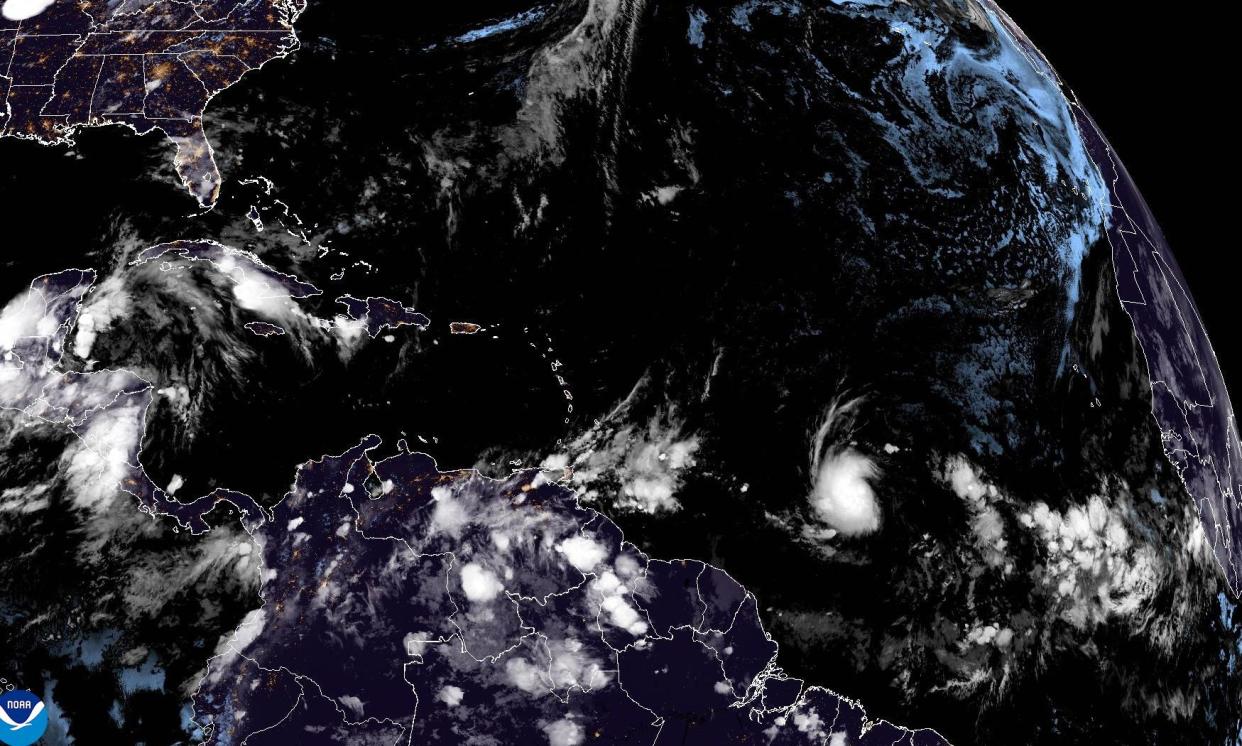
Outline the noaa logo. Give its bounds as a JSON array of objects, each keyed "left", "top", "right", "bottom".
[{"left": 0, "top": 691, "right": 47, "bottom": 746}]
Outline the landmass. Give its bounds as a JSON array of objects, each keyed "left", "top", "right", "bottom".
[
  {"left": 243, "top": 320, "right": 285, "bottom": 337},
  {"left": 1077, "top": 111, "right": 1242, "bottom": 596},
  {"left": 0, "top": 0, "right": 306, "bottom": 206},
  {"left": 135, "top": 240, "right": 322, "bottom": 301},
  {"left": 0, "top": 269, "right": 268, "bottom": 537},
  {"left": 336, "top": 294, "right": 430, "bottom": 338},
  {"left": 450, "top": 321, "right": 483, "bottom": 335},
  {"left": 988, "top": 3, "right": 1242, "bottom": 597},
  {"left": 1, "top": 265, "right": 949, "bottom": 745},
  {"left": 193, "top": 435, "right": 952, "bottom": 745},
  {"left": 130, "top": 241, "right": 431, "bottom": 354}
]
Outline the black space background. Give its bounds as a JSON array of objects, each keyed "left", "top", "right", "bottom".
[{"left": 999, "top": 1, "right": 1238, "bottom": 393}]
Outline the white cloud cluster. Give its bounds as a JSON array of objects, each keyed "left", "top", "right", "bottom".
[
  {"left": 207, "top": 609, "right": 267, "bottom": 684},
  {"left": 802, "top": 394, "right": 882, "bottom": 537},
  {"left": 60, "top": 398, "right": 146, "bottom": 513},
  {"left": 1, "top": 0, "right": 55, "bottom": 21},
  {"left": 962, "top": 622, "right": 1014, "bottom": 649},
  {"left": 505, "top": 656, "right": 547, "bottom": 695},
  {"left": 72, "top": 276, "right": 130, "bottom": 361},
  {"left": 769, "top": 705, "right": 829, "bottom": 741},
  {"left": 545, "top": 414, "right": 700, "bottom": 514},
  {"left": 543, "top": 717, "right": 584, "bottom": 746},
  {"left": 431, "top": 485, "right": 470, "bottom": 537},
  {"left": 545, "top": 637, "right": 609, "bottom": 692},
  {"left": 460, "top": 562, "right": 505, "bottom": 603},
  {"left": 0, "top": 361, "right": 48, "bottom": 414},
  {"left": 0, "top": 483, "right": 50, "bottom": 514},
  {"left": 502, "top": 635, "right": 612, "bottom": 701},
  {"left": 213, "top": 252, "right": 312, "bottom": 330},
  {"left": 436, "top": 685, "right": 464, "bottom": 706},
  {"left": 0, "top": 275, "right": 197, "bottom": 566},
  {"left": 590, "top": 569, "right": 648, "bottom": 638},
  {"left": 937, "top": 455, "right": 1164, "bottom": 637},
  {"left": 941, "top": 456, "right": 1010, "bottom": 567},
  {"left": 809, "top": 450, "right": 881, "bottom": 536},
  {"left": 128, "top": 242, "right": 398, "bottom": 362},
  {"left": 0, "top": 288, "right": 55, "bottom": 352},
  {"left": 403, "top": 631, "right": 440, "bottom": 659},
  {"left": 557, "top": 536, "right": 608, "bottom": 573},
  {"left": 1018, "top": 495, "right": 1158, "bottom": 628},
  {"left": 337, "top": 694, "right": 364, "bottom": 718},
  {"left": 328, "top": 315, "right": 368, "bottom": 354}
]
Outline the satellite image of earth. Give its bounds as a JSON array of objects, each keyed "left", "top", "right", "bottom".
[{"left": 0, "top": 0, "right": 1239, "bottom": 744}]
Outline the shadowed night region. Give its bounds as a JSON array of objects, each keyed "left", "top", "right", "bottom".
[{"left": 0, "top": 1, "right": 1237, "bottom": 745}]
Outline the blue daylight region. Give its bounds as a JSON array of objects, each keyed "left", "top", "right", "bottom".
[{"left": 453, "top": 7, "right": 551, "bottom": 44}]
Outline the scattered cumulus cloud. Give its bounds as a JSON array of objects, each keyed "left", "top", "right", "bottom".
[
  {"left": 545, "top": 412, "right": 700, "bottom": 514},
  {"left": 543, "top": 717, "right": 584, "bottom": 746},
  {"left": 546, "top": 638, "right": 609, "bottom": 692},
  {"left": 940, "top": 456, "right": 1010, "bottom": 567},
  {"left": 336, "top": 694, "right": 364, "bottom": 718},
  {"left": 505, "top": 656, "right": 547, "bottom": 695},
  {"left": 1018, "top": 494, "right": 1158, "bottom": 628},
  {"left": 436, "top": 685, "right": 464, "bottom": 706}
]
